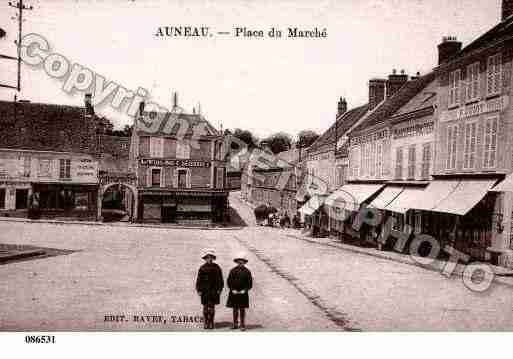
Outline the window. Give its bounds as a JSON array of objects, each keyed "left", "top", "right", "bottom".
[
  {"left": 151, "top": 168, "right": 161, "bottom": 187},
  {"left": 178, "top": 169, "right": 188, "bottom": 188},
  {"left": 408, "top": 145, "right": 416, "bottom": 179},
  {"left": 0, "top": 188, "right": 5, "bottom": 209},
  {"left": 59, "top": 159, "right": 71, "bottom": 179},
  {"left": 15, "top": 189, "right": 28, "bottom": 210},
  {"left": 395, "top": 147, "right": 403, "bottom": 179},
  {"left": 463, "top": 121, "right": 477, "bottom": 169},
  {"left": 483, "top": 117, "right": 498, "bottom": 168},
  {"left": 466, "top": 62, "right": 480, "bottom": 102},
  {"left": 446, "top": 125, "right": 458, "bottom": 170},
  {"left": 337, "top": 165, "right": 347, "bottom": 187},
  {"left": 421, "top": 143, "right": 431, "bottom": 180},
  {"left": 414, "top": 211, "right": 422, "bottom": 235},
  {"left": 376, "top": 142, "right": 383, "bottom": 178},
  {"left": 449, "top": 69, "right": 461, "bottom": 107},
  {"left": 176, "top": 140, "right": 190, "bottom": 159},
  {"left": 149, "top": 137, "right": 164, "bottom": 158},
  {"left": 487, "top": 53, "right": 502, "bottom": 96},
  {"left": 352, "top": 147, "right": 360, "bottom": 177},
  {"left": 216, "top": 167, "right": 224, "bottom": 189},
  {"left": 22, "top": 156, "right": 31, "bottom": 177},
  {"left": 370, "top": 142, "right": 376, "bottom": 177},
  {"left": 392, "top": 212, "right": 404, "bottom": 231},
  {"left": 38, "top": 159, "right": 52, "bottom": 177}
]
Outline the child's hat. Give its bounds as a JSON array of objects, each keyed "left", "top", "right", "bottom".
[
  {"left": 202, "top": 248, "right": 216, "bottom": 259},
  {"left": 234, "top": 252, "right": 248, "bottom": 263}
]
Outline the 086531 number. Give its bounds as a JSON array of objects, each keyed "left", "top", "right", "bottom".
[{"left": 25, "top": 335, "right": 56, "bottom": 344}]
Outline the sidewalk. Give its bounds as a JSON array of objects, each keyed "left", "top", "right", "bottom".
[
  {"left": 286, "top": 231, "right": 513, "bottom": 288},
  {"left": 0, "top": 217, "right": 244, "bottom": 231}
]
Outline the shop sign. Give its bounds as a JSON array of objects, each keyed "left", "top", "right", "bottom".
[
  {"left": 440, "top": 95, "right": 509, "bottom": 123},
  {"left": 139, "top": 158, "right": 211, "bottom": 168},
  {"left": 99, "top": 173, "right": 137, "bottom": 186},
  {"left": 72, "top": 158, "right": 98, "bottom": 183}
]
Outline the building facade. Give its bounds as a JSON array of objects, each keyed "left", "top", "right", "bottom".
[
  {"left": 0, "top": 98, "right": 100, "bottom": 220},
  {"left": 131, "top": 103, "right": 228, "bottom": 224}
]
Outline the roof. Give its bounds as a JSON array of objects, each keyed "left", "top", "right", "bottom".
[
  {"left": 351, "top": 72, "right": 436, "bottom": 134},
  {"left": 98, "top": 135, "right": 131, "bottom": 173},
  {"left": 0, "top": 100, "right": 98, "bottom": 154},
  {"left": 455, "top": 16, "right": 513, "bottom": 59},
  {"left": 136, "top": 111, "right": 219, "bottom": 137},
  {"left": 307, "top": 104, "right": 369, "bottom": 153},
  {"left": 393, "top": 79, "right": 437, "bottom": 116}
]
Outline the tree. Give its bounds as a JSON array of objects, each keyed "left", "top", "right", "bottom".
[
  {"left": 231, "top": 128, "right": 258, "bottom": 149},
  {"left": 298, "top": 130, "right": 319, "bottom": 148},
  {"left": 262, "top": 132, "right": 292, "bottom": 154}
]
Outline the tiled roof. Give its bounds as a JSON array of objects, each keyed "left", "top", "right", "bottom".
[
  {"left": 98, "top": 135, "right": 131, "bottom": 173},
  {"left": 0, "top": 100, "right": 98, "bottom": 154},
  {"left": 351, "top": 72, "right": 436, "bottom": 133},
  {"left": 307, "top": 104, "right": 369, "bottom": 153},
  {"left": 136, "top": 111, "right": 219, "bottom": 137},
  {"left": 393, "top": 79, "right": 437, "bottom": 116},
  {"left": 454, "top": 16, "right": 513, "bottom": 59}
]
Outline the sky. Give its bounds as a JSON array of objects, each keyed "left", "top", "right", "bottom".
[{"left": 0, "top": 0, "right": 501, "bottom": 140}]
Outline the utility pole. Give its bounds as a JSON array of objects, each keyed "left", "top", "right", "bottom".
[{"left": 7, "top": 0, "right": 33, "bottom": 91}]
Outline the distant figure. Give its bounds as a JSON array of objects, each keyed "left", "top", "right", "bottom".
[
  {"left": 195, "top": 248, "right": 224, "bottom": 329},
  {"left": 227, "top": 252, "right": 253, "bottom": 331},
  {"left": 292, "top": 213, "right": 301, "bottom": 229}
]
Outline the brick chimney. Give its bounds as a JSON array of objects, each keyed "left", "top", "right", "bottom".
[
  {"left": 437, "top": 36, "right": 462, "bottom": 65},
  {"left": 369, "top": 78, "right": 386, "bottom": 110},
  {"left": 386, "top": 69, "right": 408, "bottom": 98},
  {"left": 503, "top": 0, "right": 513, "bottom": 20},
  {"left": 84, "top": 93, "right": 94, "bottom": 116},
  {"left": 337, "top": 97, "right": 347, "bottom": 118}
]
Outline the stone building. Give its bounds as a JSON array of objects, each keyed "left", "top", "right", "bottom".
[
  {"left": 130, "top": 100, "right": 228, "bottom": 224},
  {"left": 0, "top": 97, "right": 100, "bottom": 220}
]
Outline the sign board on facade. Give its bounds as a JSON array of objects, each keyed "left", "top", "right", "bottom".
[
  {"left": 99, "top": 173, "right": 137, "bottom": 186},
  {"left": 72, "top": 158, "right": 98, "bottom": 183},
  {"left": 440, "top": 95, "right": 509, "bottom": 123},
  {"left": 139, "top": 158, "right": 211, "bottom": 168}
]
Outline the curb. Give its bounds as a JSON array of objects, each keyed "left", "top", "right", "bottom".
[
  {"left": 0, "top": 217, "right": 244, "bottom": 231},
  {"left": 0, "top": 249, "right": 46, "bottom": 263},
  {"left": 286, "top": 234, "right": 513, "bottom": 289}
]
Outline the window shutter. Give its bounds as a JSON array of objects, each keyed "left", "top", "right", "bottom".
[
  {"left": 408, "top": 145, "right": 416, "bottom": 179},
  {"left": 395, "top": 147, "right": 403, "bottom": 179}
]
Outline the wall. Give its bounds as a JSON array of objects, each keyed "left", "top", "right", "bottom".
[{"left": 348, "top": 127, "right": 391, "bottom": 181}]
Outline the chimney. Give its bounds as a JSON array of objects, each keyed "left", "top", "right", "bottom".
[
  {"left": 503, "top": 0, "right": 513, "bottom": 21},
  {"left": 386, "top": 69, "right": 408, "bottom": 98},
  {"left": 410, "top": 71, "right": 421, "bottom": 81},
  {"left": 369, "top": 78, "right": 386, "bottom": 110},
  {"left": 84, "top": 93, "right": 94, "bottom": 116},
  {"left": 437, "top": 36, "right": 462, "bottom": 65},
  {"left": 337, "top": 97, "right": 347, "bottom": 118}
]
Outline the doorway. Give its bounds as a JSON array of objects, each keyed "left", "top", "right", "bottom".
[{"left": 161, "top": 204, "right": 177, "bottom": 223}]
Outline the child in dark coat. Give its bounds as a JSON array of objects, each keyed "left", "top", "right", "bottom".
[
  {"left": 227, "top": 252, "right": 253, "bottom": 331},
  {"left": 196, "top": 248, "right": 224, "bottom": 329}
]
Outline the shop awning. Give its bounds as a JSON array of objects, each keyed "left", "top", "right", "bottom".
[
  {"left": 384, "top": 187, "right": 427, "bottom": 214},
  {"left": 491, "top": 174, "right": 513, "bottom": 192},
  {"left": 368, "top": 186, "right": 404, "bottom": 210},
  {"left": 298, "top": 195, "right": 326, "bottom": 216},
  {"left": 409, "top": 179, "right": 460, "bottom": 212},
  {"left": 433, "top": 179, "right": 496, "bottom": 215},
  {"left": 324, "top": 184, "right": 384, "bottom": 212},
  {"left": 409, "top": 179, "right": 496, "bottom": 216}
]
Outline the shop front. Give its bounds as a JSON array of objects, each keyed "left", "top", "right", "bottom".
[{"left": 31, "top": 183, "right": 98, "bottom": 220}]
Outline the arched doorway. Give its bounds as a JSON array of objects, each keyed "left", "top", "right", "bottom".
[{"left": 97, "top": 172, "right": 138, "bottom": 222}]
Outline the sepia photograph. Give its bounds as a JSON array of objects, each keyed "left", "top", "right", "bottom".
[{"left": 1, "top": 0, "right": 513, "bottom": 355}]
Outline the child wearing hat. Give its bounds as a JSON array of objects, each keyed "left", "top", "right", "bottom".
[
  {"left": 227, "top": 252, "right": 253, "bottom": 331},
  {"left": 195, "top": 248, "right": 224, "bottom": 329}
]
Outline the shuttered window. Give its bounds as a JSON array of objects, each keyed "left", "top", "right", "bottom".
[
  {"left": 421, "top": 143, "right": 431, "bottom": 179},
  {"left": 463, "top": 121, "right": 477, "bottom": 169},
  {"left": 466, "top": 62, "right": 480, "bottom": 102},
  {"left": 407, "top": 145, "right": 416, "bottom": 179},
  {"left": 446, "top": 125, "right": 458, "bottom": 170},
  {"left": 487, "top": 53, "right": 502, "bottom": 96},
  {"left": 449, "top": 69, "right": 461, "bottom": 107},
  {"left": 59, "top": 159, "right": 71, "bottom": 179},
  {"left": 483, "top": 116, "right": 498, "bottom": 168},
  {"left": 395, "top": 147, "right": 403, "bottom": 180},
  {"left": 149, "top": 137, "right": 164, "bottom": 158}
]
